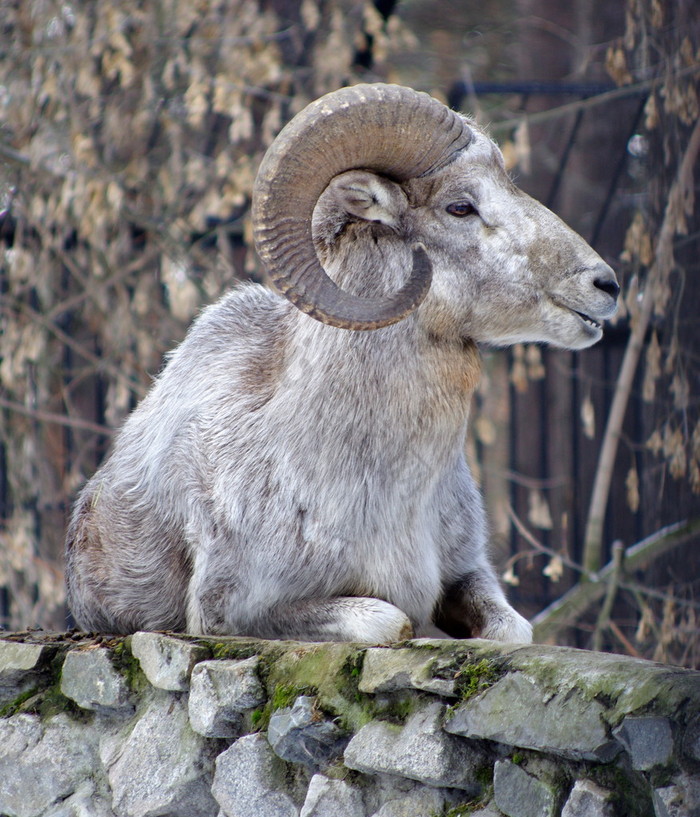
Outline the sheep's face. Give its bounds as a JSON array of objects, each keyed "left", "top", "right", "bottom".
[{"left": 313, "top": 127, "right": 619, "bottom": 350}]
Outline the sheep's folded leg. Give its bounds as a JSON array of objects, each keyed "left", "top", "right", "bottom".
[
  {"left": 188, "top": 595, "right": 414, "bottom": 643},
  {"left": 434, "top": 569, "right": 533, "bottom": 644}
]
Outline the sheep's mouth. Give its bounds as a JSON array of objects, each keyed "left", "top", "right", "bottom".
[{"left": 573, "top": 310, "right": 602, "bottom": 331}]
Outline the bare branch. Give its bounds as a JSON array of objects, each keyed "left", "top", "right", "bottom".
[
  {"left": 506, "top": 503, "right": 587, "bottom": 577},
  {"left": 491, "top": 65, "right": 700, "bottom": 136},
  {"left": 582, "top": 116, "right": 700, "bottom": 574},
  {"left": 533, "top": 518, "right": 700, "bottom": 642},
  {"left": 593, "top": 540, "right": 625, "bottom": 651},
  {"left": 0, "top": 397, "right": 113, "bottom": 437}
]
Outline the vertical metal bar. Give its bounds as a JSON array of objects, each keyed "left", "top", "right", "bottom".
[{"left": 589, "top": 95, "right": 647, "bottom": 247}]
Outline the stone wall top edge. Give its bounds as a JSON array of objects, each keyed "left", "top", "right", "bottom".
[{"left": 1, "top": 630, "right": 699, "bottom": 679}]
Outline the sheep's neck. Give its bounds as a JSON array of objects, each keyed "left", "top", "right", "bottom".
[{"left": 287, "top": 316, "right": 479, "bottom": 461}]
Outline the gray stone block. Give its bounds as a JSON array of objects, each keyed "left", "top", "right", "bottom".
[
  {"left": 212, "top": 732, "right": 299, "bottom": 817},
  {"left": 0, "top": 713, "right": 100, "bottom": 817},
  {"left": 562, "top": 779, "right": 614, "bottom": 817},
  {"left": 653, "top": 773, "right": 700, "bottom": 817},
  {"left": 0, "top": 640, "right": 48, "bottom": 675},
  {"left": 0, "top": 641, "right": 52, "bottom": 705},
  {"left": 494, "top": 760, "right": 558, "bottom": 817},
  {"left": 104, "top": 692, "right": 220, "bottom": 817},
  {"left": 361, "top": 772, "right": 427, "bottom": 815},
  {"left": 359, "top": 647, "right": 457, "bottom": 697},
  {"left": 44, "top": 781, "right": 116, "bottom": 817},
  {"left": 131, "top": 632, "right": 208, "bottom": 691},
  {"left": 445, "top": 672, "right": 621, "bottom": 762},
  {"left": 300, "top": 774, "right": 364, "bottom": 817},
  {"left": 344, "top": 700, "right": 484, "bottom": 791},
  {"left": 188, "top": 657, "right": 266, "bottom": 738},
  {"left": 683, "top": 715, "right": 700, "bottom": 762},
  {"left": 370, "top": 786, "right": 447, "bottom": 817},
  {"left": 613, "top": 716, "right": 674, "bottom": 770},
  {"left": 268, "top": 695, "right": 348, "bottom": 768},
  {"left": 60, "top": 648, "right": 132, "bottom": 712}
]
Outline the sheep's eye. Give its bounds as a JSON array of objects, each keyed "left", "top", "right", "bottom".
[{"left": 446, "top": 201, "right": 477, "bottom": 218}]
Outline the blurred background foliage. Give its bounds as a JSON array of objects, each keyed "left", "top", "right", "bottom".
[{"left": 1, "top": 0, "right": 698, "bottom": 666}]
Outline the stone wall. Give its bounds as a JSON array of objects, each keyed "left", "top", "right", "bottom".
[{"left": 0, "top": 632, "right": 698, "bottom": 817}]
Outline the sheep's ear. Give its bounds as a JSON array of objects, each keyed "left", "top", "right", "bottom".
[{"left": 326, "top": 170, "right": 408, "bottom": 228}]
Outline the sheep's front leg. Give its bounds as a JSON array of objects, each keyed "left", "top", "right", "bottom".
[{"left": 434, "top": 567, "right": 533, "bottom": 643}]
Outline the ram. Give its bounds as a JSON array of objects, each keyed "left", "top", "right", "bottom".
[{"left": 65, "top": 84, "right": 618, "bottom": 643}]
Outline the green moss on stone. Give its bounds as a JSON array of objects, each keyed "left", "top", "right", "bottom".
[
  {"left": 454, "top": 658, "right": 501, "bottom": 701},
  {"left": 441, "top": 806, "right": 475, "bottom": 817},
  {"left": 37, "top": 681, "right": 92, "bottom": 722},
  {"left": 250, "top": 706, "right": 268, "bottom": 729},
  {"left": 438, "top": 789, "right": 494, "bottom": 817},
  {"left": 1, "top": 647, "right": 91, "bottom": 723},
  {"left": 0, "top": 686, "right": 40, "bottom": 718},
  {"left": 211, "top": 642, "right": 259, "bottom": 661},
  {"left": 111, "top": 640, "right": 148, "bottom": 693},
  {"left": 263, "top": 642, "right": 372, "bottom": 732},
  {"left": 372, "top": 691, "right": 418, "bottom": 725},
  {"left": 271, "top": 682, "right": 316, "bottom": 711},
  {"left": 507, "top": 647, "right": 699, "bottom": 727},
  {"left": 3, "top": 676, "right": 90, "bottom": 723}
]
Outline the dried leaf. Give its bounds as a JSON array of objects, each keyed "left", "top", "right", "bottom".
[
  {"left": 621, "top": 212, "right": 653, "bottom": 266},
  {"left": 528, "top": 490, "right": 553, "bottom": 530},
  {"left": 663, "top": 424, "right": 687, "bottom": 479},
  {"left": 646, "top": 429, "right": 663, "bottom": 455},
  {"left": 581, "top": 395, "right": 595, "bottom": 440},
  {"left": 635, "top": 603, "right": 655, "bottom": 643},
  {"left": 680, "top": 37, "right": 695, "bottom": 67},
  {"left": 644, "top": 92, "right": 659, "bottom": 130},
  {"left": 5, "top": 247, "right": 34, "bottom": 286},
  {"left": 510, "top": 344, "right": 528, "bottom": 393},
  {"left": 502, "top": 565, "right": 520, "bottom": 587},
  {"left": 525, "top": 344, "right": 545, "bottom": 380},
  {"left": 606, "top": 45, "right": 633, "bottom": 86},
  {"left": 542, "top": 554, "right": 564, "bottom": 583},
  {"left": 500, "top": 140, "right": 517, "bottom": 172},
  {"left": 301, "top": 0, "right": 321, "bottom": 30},
  {"left": 514, "top": 119, "right": 531, "bottom": 175},
  {"left": 662, "top": 78, "right": 699, "bottom": 126},
  {"left": 671, "top": 373, "right": 689, "bottom": 410},
  {"left": 475, "top": 415, "right": 497, "bottom": 446}
]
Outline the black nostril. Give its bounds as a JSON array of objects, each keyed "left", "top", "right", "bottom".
[{"left": 594, "top": 276, "right": 620, "bottom": 301}]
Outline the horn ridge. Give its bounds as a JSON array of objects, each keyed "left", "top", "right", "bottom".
[{"left": 252, "top": 83, "right": 471, "bottom": 330}]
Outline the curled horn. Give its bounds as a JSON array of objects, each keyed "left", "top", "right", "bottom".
[{"left": 252, "top": 83, "right": 473, "bottom": 330}]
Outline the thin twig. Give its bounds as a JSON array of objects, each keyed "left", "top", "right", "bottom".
[
  {"left": 506, "top": 502, "right": 592, "bottom": 577},
  {"left": 593, "top": 541, "right": 625, "bottom": 651},
  {"left": 0, "top": 397, "right": 113, "bottom": 437},
  {"left": 607, "top": 619, "right": 643, "bottom": 658},
  {"left": 46, "top": 245, "right": 160, "bottom": 322}
]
